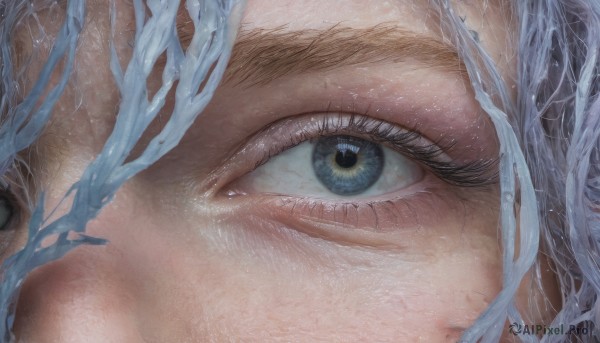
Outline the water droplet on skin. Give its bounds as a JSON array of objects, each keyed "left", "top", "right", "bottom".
[{"left": 225, "top": 190, "right": 239, "bottom": 198}]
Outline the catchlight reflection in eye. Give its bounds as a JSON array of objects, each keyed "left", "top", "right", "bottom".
[
  {"left": 238, "top": 135, "right": 423, "bottom": 200},
  {"left": 313, "top": 135, "right": 384, "bottom": 195}
]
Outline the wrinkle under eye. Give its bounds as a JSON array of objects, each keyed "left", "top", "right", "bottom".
[{"left": 313, "top": 135, "right": 384, "bottom": 195}]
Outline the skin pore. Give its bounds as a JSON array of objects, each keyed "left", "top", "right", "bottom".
[{"left": 3, "top": 0, "right": 559, "bottom": 341}]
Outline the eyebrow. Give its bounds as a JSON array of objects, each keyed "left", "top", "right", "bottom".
[{"left": 218, "top": 25, "right": 467, "bottom": 86}]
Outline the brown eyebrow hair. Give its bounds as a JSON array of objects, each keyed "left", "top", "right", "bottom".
[{"left": 218, "top": 25, "right": 467, "bottom": 86}]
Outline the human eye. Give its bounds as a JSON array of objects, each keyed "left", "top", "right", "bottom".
[
  {"left": 214, "top": 112, "right": 498, "bottom": 236},
  {"left": 0, "top": 196, "right": 13, "bottom": 230},
  {"left": 261, "top": 133, "right": 422, "bottom": 199},
  {"left": 0, "top": 187, "right": 22, "bottom": 254},
  {"left": 228, "top": 114, "right": 495, "bottom": 199}
]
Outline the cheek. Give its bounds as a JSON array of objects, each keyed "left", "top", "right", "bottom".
[
  {"left": 138, "top": 204, "right": 504, "bottom": 341},
  {"left": 14, "top": 182, "right": 504, "bottom": 342}
]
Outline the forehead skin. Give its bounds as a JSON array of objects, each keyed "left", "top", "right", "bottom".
[
  {"left": 242, "top": 0, "right": 514, "bottom": 68},
  {"left": 9, "top": 1, "right": 556, "bottom": 342},
  {"left": 32, "top": 0, "right": 516, "bottom": 163}
]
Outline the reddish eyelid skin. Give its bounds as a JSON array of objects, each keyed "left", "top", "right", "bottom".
[{"left": 238, "top": 65, "right": 494, "bottom": 160}]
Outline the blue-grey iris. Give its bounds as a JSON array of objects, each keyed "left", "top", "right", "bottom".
[{"left": 312, "top": 135, "right": 384, "bottom": 195}]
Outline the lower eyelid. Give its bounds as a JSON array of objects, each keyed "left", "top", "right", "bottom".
[{"left": 217, "top": 176, "right": 463, "bottom": 236}]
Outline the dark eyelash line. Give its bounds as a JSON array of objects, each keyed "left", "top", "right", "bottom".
[{"left": 315, "top": 112, "right": 499, "bottom": 188}]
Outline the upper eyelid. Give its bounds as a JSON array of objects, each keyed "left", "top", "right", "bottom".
[{"left": 317, "top": 112, "right": 450, "bottom": 154}]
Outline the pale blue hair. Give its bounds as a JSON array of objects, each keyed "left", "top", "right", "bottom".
[{"left": 0, "top": 0, "right": 597, "bottom": 342}]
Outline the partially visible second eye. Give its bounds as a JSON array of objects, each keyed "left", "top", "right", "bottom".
[
  {"left": 234, "top": 135, "right": 423, "bottom": 200},
  {"left": 0, "top": 196, "right": 13, "bottom": 231}
]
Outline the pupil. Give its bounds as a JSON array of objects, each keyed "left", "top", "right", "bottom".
[
  {"left": 312, "top": 135, "right": 384, "bottom": 196},
  {"left": 335, "top": 149, "right": 358, "bottom": 168}
]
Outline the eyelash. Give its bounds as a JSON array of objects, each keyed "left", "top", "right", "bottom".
[{"left": 252, "top": 112, "right": 498, "bottom": 188}]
